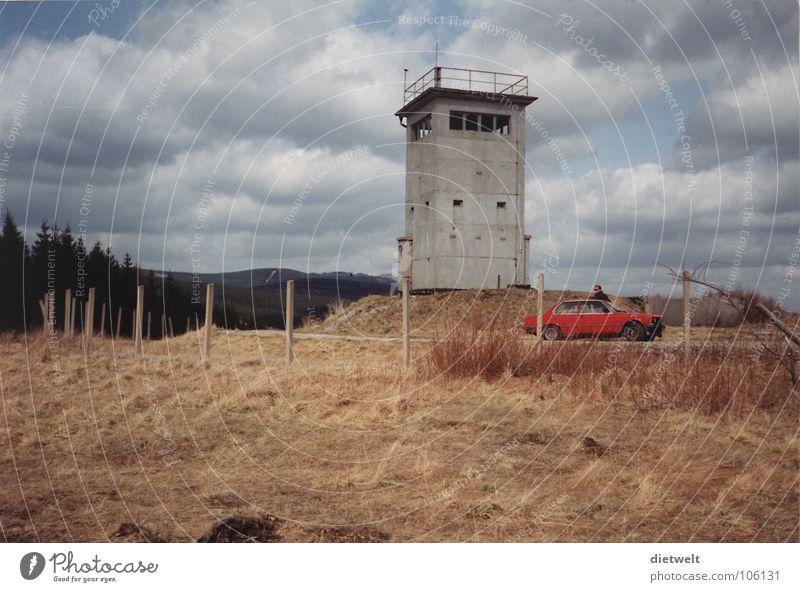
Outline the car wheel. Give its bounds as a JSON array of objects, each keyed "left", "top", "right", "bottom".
[
  {"left": 622, "top": 322, "right": 645, "bottom": 341},
  {"left": 542, "top": 325, "right": 561, "bottom": 341}
]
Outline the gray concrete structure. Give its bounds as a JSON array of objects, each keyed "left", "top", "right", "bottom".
[{"left": 396, "top": 67, "right": 536, "bottom": 291}]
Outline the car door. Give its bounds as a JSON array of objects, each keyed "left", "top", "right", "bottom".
[
  {"left": 551, "top": 302, "right": 580, "bottom": 336},
  {"left": 579, "top": 301, "right": 610, "bottom": 335}
]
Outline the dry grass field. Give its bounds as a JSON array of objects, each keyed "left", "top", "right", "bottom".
[{"left": 1, "top": 292, "right": 798, "bottom": 543}]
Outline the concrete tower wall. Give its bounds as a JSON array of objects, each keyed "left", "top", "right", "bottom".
[{"left": 401, "top": 89, "right": 534, "bottom": 291}]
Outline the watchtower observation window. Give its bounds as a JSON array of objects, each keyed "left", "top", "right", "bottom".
[
  {"left": 412, "top": 115, "right": 432, "bottom": 140},
  {"left": 449, "top": 111, "right": 510, "bottom": 134}
]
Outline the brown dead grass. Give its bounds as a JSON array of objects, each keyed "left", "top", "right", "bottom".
[
  {"left": 0, "top": 326, "right": 797, "bottom": 542},
  {"left": 422, "top": 319, "right": 797, "bottom": 416},
  {"left": 422, "top": 315, "right": 528, "bottom": 381},
  {"left": 315, "top": 288, "right": 613, "bottom": 337}
]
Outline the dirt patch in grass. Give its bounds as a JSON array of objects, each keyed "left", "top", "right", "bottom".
[
  {"left": 301, "top": 526, "right": 391, "bottom": 543},
  {"left": 112, "top": 522, "right": 169, "bottom": 543},
  {"left": 198, "top": 515, "right": 284, "bottom": 543}
]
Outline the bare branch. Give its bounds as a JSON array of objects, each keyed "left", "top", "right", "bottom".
[{"left": 664, "top": 266, "right": 798, "bottom": 386}]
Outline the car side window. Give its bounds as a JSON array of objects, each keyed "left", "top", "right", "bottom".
[
  {"left": 555, "top": 303, "right": 578, "bottom": 314},
  {"left": 582, "top": 301, "right": 608, "bottom": 314}
]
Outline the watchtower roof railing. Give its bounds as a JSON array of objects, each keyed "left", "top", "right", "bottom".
[{"left": 403, "top": 66, "right": 528, "bottom": 104}]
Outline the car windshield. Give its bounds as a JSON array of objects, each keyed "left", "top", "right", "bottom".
[{"left": 608, "top": 303, "right": 625, "bottom": 312}]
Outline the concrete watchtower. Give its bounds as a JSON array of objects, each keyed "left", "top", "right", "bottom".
[{"left": 395, "top": 66, "right": 537, "bottom": 291}]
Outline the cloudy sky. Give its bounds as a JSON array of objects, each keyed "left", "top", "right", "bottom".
[{"left": 0, "top": 0, "right": 797, "bottom": 307}]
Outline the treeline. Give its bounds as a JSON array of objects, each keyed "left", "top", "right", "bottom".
[
  {"left": 215, "top": 283, "right": 345, "bottom": 330},
  {"left": 646, "top": 290, "right": 779, "bottom": 327},
  {"left": 0, "top": 211, "right": 201, "bottom": 338}
]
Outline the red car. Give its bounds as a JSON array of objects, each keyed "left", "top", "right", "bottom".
[{"left": 524, "top": 299, "right": 663, "bottom": 341}]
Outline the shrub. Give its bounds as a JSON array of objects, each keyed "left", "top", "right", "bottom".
[
  {"left": 728, "top": 289, "right": 779, "bottom": 324},
  {"left": 421, "top": 321, "right": 797, "bottom": 417},
  {"left": 421, "top": 315, "right": 530, "bottom": 380}
]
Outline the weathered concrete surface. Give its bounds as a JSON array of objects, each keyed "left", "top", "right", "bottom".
[{"left": 399, "top": 86, "right": 536, "bottom": 291}]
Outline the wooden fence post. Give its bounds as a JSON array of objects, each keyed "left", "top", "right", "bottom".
[
  {"left": 100, "top": 302, "right": 106, "bottom": 337},
  {"left": 64, "top": 289, "right": 72, "bottom": 338},
  {"left": 47, "top": 292, "right": 54, "bottom": 329},
  {"left": 398, "top": 236, "right": 413, "bottom": 368},
  {"left": 135, "top": 285, "right": 144, "bottom": 356},
  {"left": 285, "top": 280, "right": 294, "bottom": 364},
  {"left": 203, "top": 283, "right": 214, "bottom": 361},
  {"left": 85, "top": 287, "right": 95, "bottom": 344},
  {"left": 536, "top": 271, "right": 544, "bottom": 342},
  {"left": 40, "top": 292, "right": 51, "bottom": 326},
  {"left": 116, "top": 307, "right": 122, "bottom": 339},
  {"left": 147, "top": 311, "right": 152, "bottom": 341},
  {"left": 683, "top": 269, "right": 690, "bottom": 365},
  {"left": 168, "top": 317, "right": 175, "bottom": 339},
  {"left": 70, "top": 297, "right": 77, "bottom": 339},
  {"left": 401, "top": 277, "right": 410, "bottom": 368}
]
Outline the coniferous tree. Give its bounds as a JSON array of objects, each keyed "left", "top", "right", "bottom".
[
  {"left": 144, "top": 269, "right": 162, "bottom": 338},
  {"left": 0, "top": 212, "right": 27, "bottom": 331},
  {"left": 29, "top": 220, "right": 55, "bottom": 326},
  {"left": 86, "top": 241, "right": 112, "bottom": 334},
  {"left": 111, "top": 252, "right": 137, "bottom": 336}
]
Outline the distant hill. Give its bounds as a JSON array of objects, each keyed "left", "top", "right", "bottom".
[{"left": 165, "top": 268, "right": 394, "bottom": 291}]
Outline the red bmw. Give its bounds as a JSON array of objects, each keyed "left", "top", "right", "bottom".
[{"left": 524, "top": 299, "right": 663, "bottom": 341}]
